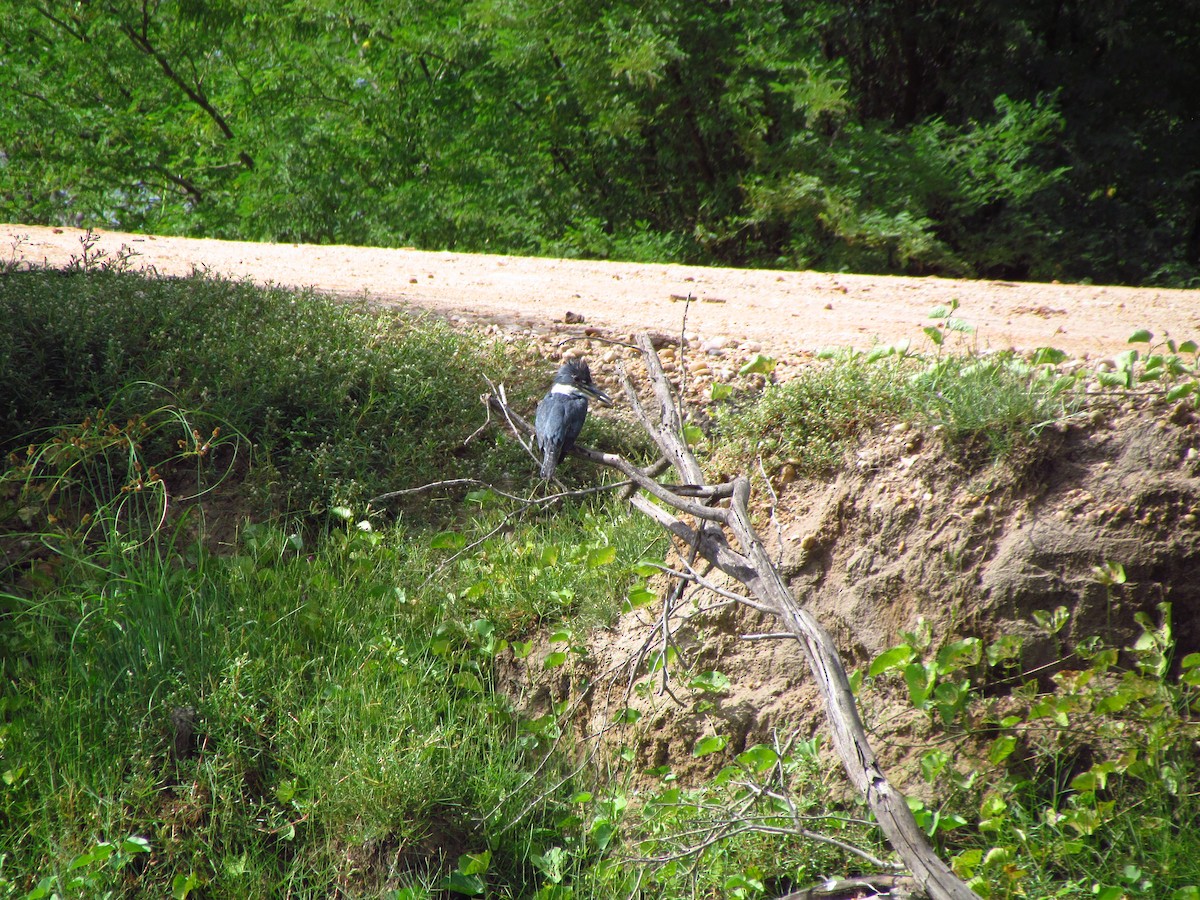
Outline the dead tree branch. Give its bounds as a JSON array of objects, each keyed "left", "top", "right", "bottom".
[{"left": 484, "top": 335, "right": 979, "bottom": 900}]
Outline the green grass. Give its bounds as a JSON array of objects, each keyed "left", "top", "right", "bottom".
[
  {"left": 0, "top": 266, "right": 657, "bottom": 897},
  {"left": 711, "top": 347, "right": 1080, "bottom": 477},
  {"left": 1, "top": 493, "right": 662, "bottom": 897},
  {"left": 912, "top": 352, "right": 1078, "bottom": 458},
  {"left": 0, "top": 267, "right": 540, "bottom": 514},
  {"left": 3, "top": 266, "right": 1192, "bottom": 900},
  {"left": 711, "top": 353, "right": 912, "bottom": 477}
]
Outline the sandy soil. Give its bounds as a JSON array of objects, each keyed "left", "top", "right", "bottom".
[{"left": 5, "top": 223, "right": 1198, "bottom": 365}]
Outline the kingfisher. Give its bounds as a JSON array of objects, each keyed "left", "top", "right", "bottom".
[{"left": 535, "top": 358, "right": 613, "bottom": 480}]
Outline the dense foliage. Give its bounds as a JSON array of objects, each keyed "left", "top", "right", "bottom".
[
  {"left": 4, "top": 269, "right": 1200, "bottom": 897},
  {"left": 2, "top": 1, "right": 1197, "bottom": 285},
  {"left": 0, "top": 261, "right": 537, "bottom": 514}
]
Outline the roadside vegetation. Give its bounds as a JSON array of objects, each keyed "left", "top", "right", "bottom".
[
  {"left": 3, "top": 265, "right": 1199, "bottom": 898},
  {"left": 2, "top": 2, "right": 1198, "bottom": 286}
]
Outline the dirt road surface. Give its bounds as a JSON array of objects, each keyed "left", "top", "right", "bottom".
[{"left": 6, "top": 224, "right": 1198, "bottom": 366}]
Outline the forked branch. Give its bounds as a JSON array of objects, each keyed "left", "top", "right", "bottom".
[{"left": 485, "top": 335, "right": 978, "bottom": 900}]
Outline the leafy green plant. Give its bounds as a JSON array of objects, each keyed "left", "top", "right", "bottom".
[
  {"left": 868, "top": 603, "right": 1200, "bottom": 900},
  {"left": 0, "top": 268, "right": 534, "bottom": 514},
  {"left": 15, "top": 835, "right": 154, "bottom": 900},
  {"left": 711, "top": 351, "right": 911, "bottom": 477},
  {"left": 1095, "top": 329, "right": 1199, "bottom": 400}
]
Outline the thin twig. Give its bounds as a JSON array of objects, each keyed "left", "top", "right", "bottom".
[{"left": 740, "top": 632, "right": 799, "bottom": 642}]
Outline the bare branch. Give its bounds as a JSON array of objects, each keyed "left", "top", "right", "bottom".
[{"left": 477, "top": 348, "right": 978, "bottom": 900}]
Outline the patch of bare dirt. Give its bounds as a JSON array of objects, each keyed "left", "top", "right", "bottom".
[
  {"left": 502, "top": 398, "right": 1200, "bottom": 792},
  {"left": 6, "top": 224, "right": 1200, "bottom": 371}
]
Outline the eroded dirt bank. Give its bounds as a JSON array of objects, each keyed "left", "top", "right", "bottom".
[{"left": 10, "top": 222, "right": 1200, "bottom": 795}]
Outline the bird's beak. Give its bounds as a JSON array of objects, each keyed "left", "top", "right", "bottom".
[{"left": 584, "top": 383, "right": 614, "bottom": 406}]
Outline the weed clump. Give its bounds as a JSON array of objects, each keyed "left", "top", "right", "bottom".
[
  {"left": 711, "top": 355, "right": 911, "bottom": 478},
  {"left": 711, "top": 344, "right": 1080, "bottom": 477},
  {"left": 0, "top": 267, "right": 533, "bottom": 513}
]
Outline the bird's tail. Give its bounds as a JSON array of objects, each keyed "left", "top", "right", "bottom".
[{"left": 540, "top": 444, "right": 559, "bottom": 480}]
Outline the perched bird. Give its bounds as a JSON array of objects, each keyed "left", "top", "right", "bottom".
[{"left": 534, "top": 358, "right": 613, "bottom": 480}]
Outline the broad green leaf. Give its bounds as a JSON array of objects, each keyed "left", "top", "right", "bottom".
[
  {"left": 625, "top": 585, "right": 656, "bottom": 610},
  {"left": 711, "top": 764, "right": 741, "bottom": 786},
  {"left": 590, "top": 821, "right": 616, "bottom": 851},
  {"left": 920, "top": 748, "right": 949, "bottom": 782},
  {"left": 988, "top": 734, "right": 1017, "bottom": 765},
  {"left": 1032, "top": 346, "right": 1067, "bottom": 365},
  {"left": 71, "top": 842, "right": 113, "bottom": 869},
  {"left": 172, "top": 872, "right": 199, "bottom": 900},
  {"left": 947, "top": 317, "right": 975, "bottom": 334},
  {"left": 688, "top": 670, "right": 730, "bottom": 693},
  {"left": 692, "top": 734, "right": 728, "bottom": 757},
  {"left": 543, "top": 651, "right": 568, "bottom": 669},
  {"left": 441, "top": 871, "right": 484, "bottom": 896},
  {"left": 952, "top": 848, "right": 982, "bottom": 878},
  {"left": 1128, "top": 328, "right": 1153, "bottom": 343},
  {"left": 613, "top": 707, "right": 642, "bottom": 724},
  {"left": 735, "top": 744, "right": 779, "bottom": 773},
  {"left": 453, "top": 672, "right": 485, "bottom": 692},
  {"left": 458, "top": 850, "right": 491, "bottom": 876},
  {"left": 739, "top": 353, "right": 776, "bottom": 375},
  {"left": 431, "top": 530, "right": 466, "bottom": 550},
  {"left": 868, "top": 645, "right": 915, "bottom": 676},
  {"left": 936, "top": 637, "right": 982, "bottom": 670},
  {"left": 1095, "top": 371, "right": 1131, "bottom": 388},
  {"left": 586, "top": 545, "right": 617, "bottom": 569},
  {"left": 904, "top": 662, "right": 932, "bottom": 707},
  {"left": 682, "top": 423, "right": 704, "bottom": 446},
  {"left": 710, "top": 382, "right": 733, "bottom": 401},
  {"left": 923, "top": 325, "right": 944, "bottom": 346},
  {"left": 1166, "top": 381, "right": 1197, "bottom": 401}
]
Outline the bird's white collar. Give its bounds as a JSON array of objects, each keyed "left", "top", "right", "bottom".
[{"left": 551, "top": 382, "right": 588, "bottom": 397}]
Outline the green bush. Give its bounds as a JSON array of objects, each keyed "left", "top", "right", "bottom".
[{"left": 0, "top": 267, "right": 534, "bottom": 513}]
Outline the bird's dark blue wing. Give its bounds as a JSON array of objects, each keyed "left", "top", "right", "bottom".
[{"left": 535, "top": 392, "right": 589, "bottom": 479}]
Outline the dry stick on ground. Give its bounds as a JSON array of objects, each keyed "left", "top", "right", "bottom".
[{"left": 485, "top": 334, "right": 979, "bottom": 900}]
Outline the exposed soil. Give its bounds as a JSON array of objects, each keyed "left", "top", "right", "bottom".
[
  {"left": 10, "top": 223, "right": 1200, "bottom": 800},
  {"left": 6, "top": 224, "right": 1200, "bottom": 369},
  {"left": 499, "top": 393, "right": 1200, "bottom": 793}
]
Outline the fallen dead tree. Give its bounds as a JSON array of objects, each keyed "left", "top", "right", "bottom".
[{"left": 485, "top": 334, "right": 979, "bottom": 900}]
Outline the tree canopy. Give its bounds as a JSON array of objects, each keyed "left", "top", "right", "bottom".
[{"left": 2, "top": 0, "right": 1198, "bottom": 285}]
